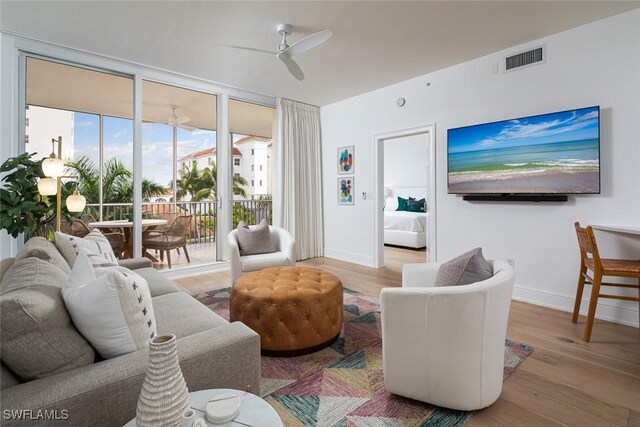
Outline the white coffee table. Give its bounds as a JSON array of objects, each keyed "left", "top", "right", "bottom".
[{"left": 124, "top": 389, "right": 283, "bottom": 427}]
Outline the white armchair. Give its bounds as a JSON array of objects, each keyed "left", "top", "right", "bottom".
[
  {"left": 228, "top": 225, "right": 296, "bottom": 284},
  {"left": 380, "top": 260, "right": 515, "bottom": 411}
]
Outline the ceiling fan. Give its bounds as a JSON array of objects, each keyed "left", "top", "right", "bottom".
[
  {"left": 167, "top": 105, "right": 196, "bottom": 131},
  {"left": 221, "top": 24, "right": 332, "bottom": 81}
]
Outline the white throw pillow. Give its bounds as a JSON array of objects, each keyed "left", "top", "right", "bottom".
[
  {"left": 55, "top": 230, "right": 118, "bottom": 268},
  {"left": 62, "top": 250, "right": 157, "bottom": 359}
]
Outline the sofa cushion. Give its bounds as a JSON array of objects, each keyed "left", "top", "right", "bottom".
[
  {"left": 435, "top": 247, "right": 493, "bottom": 286},
  {"left": 15, "top": 236, "right": 71, "bottom": 275},
  {"left": 134, "top": 267, "right": 182, "bottom": 297},
  {"left": 241, "top": 251, "right": 290, "bottom": 272},
  {"left": 0, "top": 257, "right": 95, "bottom": 380},
  {"left": 0, "top": 362, "right": 20, "bottom": 389},
  {"left": 63, "top": 252, "right": 157, "bottom": 359},
  {"left": 237, "top": 219, "right": 276, "bottom": 256},
  {"left": 55, "top": 230, "right": 118, "bottom": 268},
  {"left": 153, "top": 292, "right": 227, "bottom": 338}
]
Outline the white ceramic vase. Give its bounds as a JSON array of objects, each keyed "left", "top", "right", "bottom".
[{"left": 136, "top": 334, "right": 190, "bottom": 427}]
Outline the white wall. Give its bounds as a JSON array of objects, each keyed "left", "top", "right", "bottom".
[
  {"left": 384, "top": 134, "right": 427, "bottom": 189},
  {"left": 322, "top": 10, "right": 640, "bottom": 326}
]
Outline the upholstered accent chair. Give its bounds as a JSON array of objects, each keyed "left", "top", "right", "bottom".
[
  {"left": 380, "top": 259, "right": 515, "bottom": 411},
  {"left": 60, "top": 217, "right": 125, "bottom": 258},
  {"left": 228, "top": 225, "right": 296, "bottom": 284}
]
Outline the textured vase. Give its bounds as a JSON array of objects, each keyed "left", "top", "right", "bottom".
[{"left": 136, "top": 334, "right": 189, "bottom": 427}]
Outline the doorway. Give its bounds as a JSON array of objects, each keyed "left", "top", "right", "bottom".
[{"left": 373, "top": 125, "right": 436, "bottom": 269}]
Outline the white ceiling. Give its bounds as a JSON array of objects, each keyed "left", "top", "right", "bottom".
[{"left": 3, "top": 1, "right": 639, "bottom": 106}]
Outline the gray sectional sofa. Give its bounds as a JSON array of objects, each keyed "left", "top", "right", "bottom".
[{"left": 0, "top": 238, "right": 260, "bottom": 426}]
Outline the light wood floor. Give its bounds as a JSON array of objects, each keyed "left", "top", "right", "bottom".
[{"left": 175, "top": 247, "right": 640, "bottom": 426}]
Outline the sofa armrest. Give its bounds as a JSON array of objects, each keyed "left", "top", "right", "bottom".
[
  {"left": 402, "top": 262, "right": 441, "bottom": 287},
  {"left": 118, "top": 257, "right": 152, "bottom": 270},
  {"left": 0, "top": 322, "right": 260, "bottom": 427}
]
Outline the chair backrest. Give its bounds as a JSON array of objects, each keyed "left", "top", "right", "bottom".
[
  {"left": 60, "top": 217, "right": 91, "bottom": 237},
  {"left": 165, "top": 215, "right": 193, "bottom": 239},
  {"left": 574, "top": 222, "right": 602, "bottom": 267}
]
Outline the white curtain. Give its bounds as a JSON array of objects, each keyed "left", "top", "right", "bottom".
[{"left": 274, "top": 98, "right": 324, "bottom": 260}]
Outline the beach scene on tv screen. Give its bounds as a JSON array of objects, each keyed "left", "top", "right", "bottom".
[{"left": 448, "top": 106, "right": 600, "bottom": 194}]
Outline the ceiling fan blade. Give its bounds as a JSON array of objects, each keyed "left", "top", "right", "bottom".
[
  {"left": 277, "top": 53, "right": 305, "bottom": 81},
  {"left": 219, "top": 44, "right": 276, "bottom": 55},
  {"left": 178, "top": 124, "right": 197, "bottom": 132},
  {"left": 285, "top": 30, "right": 332, "bottom": 56},
  {"left": 176, "top": 115, "right": 190, "bottom": 125}
]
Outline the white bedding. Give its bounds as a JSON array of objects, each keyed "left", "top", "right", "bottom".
[{"left": 384, "top": 211, "right": 427, "bottom": 233}]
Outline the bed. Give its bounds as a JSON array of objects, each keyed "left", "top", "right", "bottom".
[{"left": 384, "top": 187, "right": 428, "bottom": 249}]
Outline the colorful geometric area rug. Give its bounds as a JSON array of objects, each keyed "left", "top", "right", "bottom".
[{"left": 196, "top": 287, "right": 533, "bottom": 427}]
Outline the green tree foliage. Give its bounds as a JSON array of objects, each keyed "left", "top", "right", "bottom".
[{"left": 175, "top": 161, "right": 249, "bottom": 201}]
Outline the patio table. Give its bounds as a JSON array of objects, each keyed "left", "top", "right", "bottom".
[{"left": 88, "top": 219, "right": 168, "bottom": 260}]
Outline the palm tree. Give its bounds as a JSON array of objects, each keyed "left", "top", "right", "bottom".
[
  {"left": 175, "top": 161, "right": 248, "bottom": 201},
  {"left": 66, "top": 156, "right": 165, "bottom": 203}
]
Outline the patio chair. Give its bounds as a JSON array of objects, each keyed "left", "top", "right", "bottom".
[
  {"left": 142, "top": 215, "right": 192, "bottom": 268},
  {"left": 60, "top": 217, "right": 125, "bottom": 258}
]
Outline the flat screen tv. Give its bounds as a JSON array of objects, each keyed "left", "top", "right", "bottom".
[{"left": 447, "top": 106, "right": 600, "bottom": 194}]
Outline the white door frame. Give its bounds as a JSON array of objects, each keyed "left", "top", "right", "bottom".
[{"left": 373, "top": 124, "right": 437, "bottom": 268}]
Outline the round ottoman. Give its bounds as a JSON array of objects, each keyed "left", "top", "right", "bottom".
[{"left": 230, "top": 267, "right": 343, "bottom": 356}]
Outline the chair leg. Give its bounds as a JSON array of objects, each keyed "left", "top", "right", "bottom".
[
  {"left": 160, "top": 250, "right": 164, "bottom": 262},
  {"left": 572, "top": 265, "right": 587, "bottom": 323},
  {"left": 583, "top": 272, "right": 602, "bottom": 342},
  {"left": 166, "top": 250, "right": 172, "bottom": 268},
  {"left": 183, "top": 245, "right": 190, "bottom": 263}
]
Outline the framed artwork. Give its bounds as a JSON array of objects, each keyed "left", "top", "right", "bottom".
[
  {"left": 338, "top": 145, "right": 354, "bottom": 174},
  {"left": 338, "top": 177, "right": 354, "bottom": 205}
]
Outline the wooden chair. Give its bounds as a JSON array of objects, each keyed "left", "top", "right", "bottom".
[
  {"left": 572, "top": 222, "right": 640, "bottom": 341},
  {"left": 61, "top": 217, "right": 125, "bottom": 259},
  {"left": 142, "top": 215, "right": 192, "bottom": 268}
]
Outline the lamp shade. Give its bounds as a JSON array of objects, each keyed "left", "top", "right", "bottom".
[
  {"left": 42, "top": 156, "right": 64, "bottom": 178},
  {"left": 66, "top": 191, "right": 86, "bottom": 212},
  {"left": 37, "top": 177, "right": 57, "bottom": 195}
]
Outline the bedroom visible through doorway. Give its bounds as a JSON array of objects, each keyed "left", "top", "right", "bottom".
[{"left": 374, "top": 125, "right": 436, "bottom": 268}]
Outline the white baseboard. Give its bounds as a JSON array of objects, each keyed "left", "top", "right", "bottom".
[
  {"left": 324, "top": 248, "right": 375, "bottom": 268},
  {"left": 513, "top": 284, "right": 639, "bottom": 328}
]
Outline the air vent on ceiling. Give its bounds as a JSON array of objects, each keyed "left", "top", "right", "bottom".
[{"left": 504, "top": 45, "right": 545, "bottom": 72}]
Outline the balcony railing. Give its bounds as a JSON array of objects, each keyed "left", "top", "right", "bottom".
[{"left": 84, "top": 198, "right": 272, "bottom": 244}]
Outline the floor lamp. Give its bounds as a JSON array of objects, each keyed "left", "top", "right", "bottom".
[{"left": 36, "top": 136, "right": 86, "bottom": 231}]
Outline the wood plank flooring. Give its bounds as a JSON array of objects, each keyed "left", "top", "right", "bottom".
[{"left": 174, "top": 246, "right": 640, "bottom": 426}]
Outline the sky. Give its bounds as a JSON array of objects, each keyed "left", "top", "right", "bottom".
[
  {"left": 448, "top": 106, "right": 599, "bottom": 154},
  {"left": 74, "top": 112, "right": 217, "bottom": 187}
]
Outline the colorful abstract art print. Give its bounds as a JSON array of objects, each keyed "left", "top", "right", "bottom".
[
  {"left": 338, "top": 177, "right": 354, "bottom": 205},
  {"left": 338, "top": 145, "right": 354, "bottom": 174}
]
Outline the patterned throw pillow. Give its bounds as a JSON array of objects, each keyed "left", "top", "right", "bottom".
[
  {"left": 55, "top": 230, "right": 118, "bottom": 269},
  {"left": 62, "top": 250, "right": 156, "bottom": 359}
]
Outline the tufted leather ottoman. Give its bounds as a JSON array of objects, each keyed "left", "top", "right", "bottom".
[{"left": 230, "top": 267, "right": 343, "bottom": 356}]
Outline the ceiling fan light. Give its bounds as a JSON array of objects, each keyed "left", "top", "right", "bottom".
[
  {"left": 37, "top": 177, "right": 58, "bottom": 195},
  {"left": 66, "top": 190, "right": 86, "bottom": 212},
  {"left": 42, "top": 156, "right": 64, "bottom": 178}
]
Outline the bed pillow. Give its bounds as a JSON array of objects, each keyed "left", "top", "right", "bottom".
[
  {"left": 407, "top": 198, "right": 426, "bottom": 212},
  {"left": 435, "top": 247, "right": 493, "bottom": 286},
  {"left": 55, "top": 230, "right": 118, "bottom": 268},
  {"left": 236, "top": 219, "right": 277, "bottom": 256},
  {"left": 384, "top": 197, "right": 398, "bottom": 211},
  {"left": 62, "top": 250, "right": 157, "bottom": 359},
  {"left": 396, "top": 197, "right": 414, "bottom": 211}
]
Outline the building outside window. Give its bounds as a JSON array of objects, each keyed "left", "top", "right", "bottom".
[{"left": 234, "top": 158, "right": 240, "bottom": 166}]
